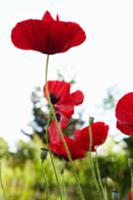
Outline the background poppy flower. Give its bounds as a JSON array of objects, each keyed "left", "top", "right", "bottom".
[
  {"left": 11, "top": 11, "right": 86, "bottom": 54},
  {"left": 48, "top": 114, "right": 109, "bottom": 160},
  {"left": 43, "top": 80, "right": 84, "bottom": 117},
  {"left": 115, "top": 92, "right": 133, "bottom": 136}
]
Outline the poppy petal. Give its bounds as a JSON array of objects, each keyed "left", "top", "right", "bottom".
[
  {"left": 48, "top": 113, "right": 69, "bottom": 144},
  {"left": 42, "top": 11, "right": 54, "bottom": 21},
  {"left": 116, "top": 120, "right": 133, "bottom": 136},
  {"left": 54, "top": 104, "right": 74, "bottom": 118},
  {"left": 50, "top": 136, "right": 86, "bottom": 160},
  {"left": 90, "top": 122, "right": 109, "bottom": 147},
  {"left": 71, "top": 90, "right": 84, "bottom": 105},
  {"left": 74, "top": 122, "right": 109, "bottom": 151},
  {"left": 115, "top": 92, "right": 133, "bottom": 125}
]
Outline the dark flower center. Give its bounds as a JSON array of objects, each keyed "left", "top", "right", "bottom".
[
  {"left": 50, "top": 94, "right": 60, "bottom": 104},
  {"left": 56, "top": 113, "right": 61, "bottom": 121}
]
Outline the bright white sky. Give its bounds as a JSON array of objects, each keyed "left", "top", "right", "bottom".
[{"left": 0, "top": 0, "right": 133, "bottom": 149}]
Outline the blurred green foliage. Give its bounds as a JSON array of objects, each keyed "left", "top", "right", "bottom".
[{"left": 0, "top": 137, "right": 131, "bottom": 200}]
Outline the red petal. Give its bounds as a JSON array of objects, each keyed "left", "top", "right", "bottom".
[
  {"left": 115, "top": 92, "right": 133, "bottom": 125},
  {"left": 116, "top": 120, "right": 133, "bottom": 136},
  {"left": 74, "top": 128, "right": 89, "bottom": 151},
  {"left": 71, "top": 90, "right": 84, "bottom": 105},
  {"left": 55, "top": 104, "right": 74, "bottom": 118},
  {"left": 50, "top": 136, "right": 86, "bottom": 160},
  {"left": 11, "top": 19, "right": 53, "bottom": 53},
  {"left": 48, "top": 121, "right": 61, "bottom": 144},
  {"left": 74, "top": 122, "right": 109, "bottom": 151},
  {"left": 42, "top": 11, "right": 54, "bottom": 21},
  {"left": 48, "top": 113, "right": 69, "bottom": 143},
  {"left": 90, "top": 122, "right": 109, "bottom": 147}
]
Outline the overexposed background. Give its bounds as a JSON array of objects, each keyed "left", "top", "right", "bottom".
[{"left": 0, "top": 0, "right": 133, "bottom": 149}]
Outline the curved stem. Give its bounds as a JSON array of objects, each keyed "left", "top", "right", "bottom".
[
  {"left": 45, "top": 55, "right": 85, "bottom": 200},
  {"left": 49, "top": 153, "right": 64, "bottom": 199},
  {"left": 95, "top": 149, "right": 108, "bottom": 200},
  {"left": 88, "top": 126, "right": 102, "bottom": 199},
  {"left": 44, "top": 98, "right": 64, "bottom": 199},
  {"left": 0, "top": 161, "right": 6, "bottom": 200},
  {"left": 41, "top": 161, "right": 49, "bottom": 200},
  {"left": 59, "top": 165, "right": 67, "bottom": 200}
]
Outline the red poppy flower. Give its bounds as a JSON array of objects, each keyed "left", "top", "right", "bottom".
[
  {"left": 11, "top": 11, "right": 86, "bottom": 54},
  {"left": 48, "top": 113, "right": 109, "bottom": 160},
  {"left": 43, "top": 80, "right": 84, "bottom": 117},
  {"left": 115, "top": 92, "right": 133, "bottom": 136}
]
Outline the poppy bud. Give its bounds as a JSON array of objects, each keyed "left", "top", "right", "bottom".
[
  {"left": 40, "top": 148, "right": 48, "bottom": 161},
  {"left": 88, "top": 117, "right": 95, "bottom": 125}
]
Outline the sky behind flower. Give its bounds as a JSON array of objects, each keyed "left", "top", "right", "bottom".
[{"left": 0, "top": 0, "right": 133, "bottom": 149}]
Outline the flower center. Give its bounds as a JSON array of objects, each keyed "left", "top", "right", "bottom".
[
  {"left": 56, "top": 113, "right": 61, "bottom": 121},
  {"left": 50, "top": 94, "right": 60, "bottom": 104}
]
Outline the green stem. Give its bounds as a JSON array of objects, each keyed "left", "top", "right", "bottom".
[
  {"left": 0, "top": 161, "right": 6, "bottom": 200},
  {"left": 62, "top": 176, "right": 67, "bottom": 200},
  {"left": 88, "top": 126, "right": 102, "bottom": 199},
  {"left": 41, "top": 161, "right": 49, "bottom": 200},
  {"left": 49, "top": 154, "right": 64, "bottom": 199},
  {"left": 88, "top": 126, "right": 93, "bottom": 153},
  {"left": 59, "top": 167, "right": 67, "bottom": 200},
  {"left": 45, "top": 55, "right": 85, "bottom": 200},
  {"left": 87, "top": 154, "right": 101, "bottom": 199},
  {"left": 95, "top": 149, "right": 108, "bottom": 200},
  {"left": 45, "top": 104, "right": 64, "bottom": 199}
]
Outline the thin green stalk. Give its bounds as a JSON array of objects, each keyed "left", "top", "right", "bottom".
[
  {"left": 88, "top": 125, "right": 93, "bottom": 153},
  {"left": 0, "top": 161, "right": 6, "bottom": 200},
  {"left": 95, "top": 149, "right": 108, "bottom": 200},
  {"left": 41, "top": 161, "right": 49, "bottom": 200},
  {"left": 87, "top": 154, "right": 101, "bottom": 199},
  {"left": 49, "top": 153, "right": 64, "bottom": 199},
  {"left": 55, "top": 166, "right": 67, "bottom": 200},
  {"left": 44, "top": 106, "right": 64, "bottom": 199},
  {"left": 45, "top": 55, "right": 85, "bottom": 200},
  {"left": 61, "top": 175, "right": 67, "bottom": 200},
  {"left": 88, "top": 125, "right": 102, "bottom": 199},
  {"left": 60, "top": 163, "right": 67, "bottom": 200},
  {"left": 103, "top": 183, "right": 108, "bottom": 200}
]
